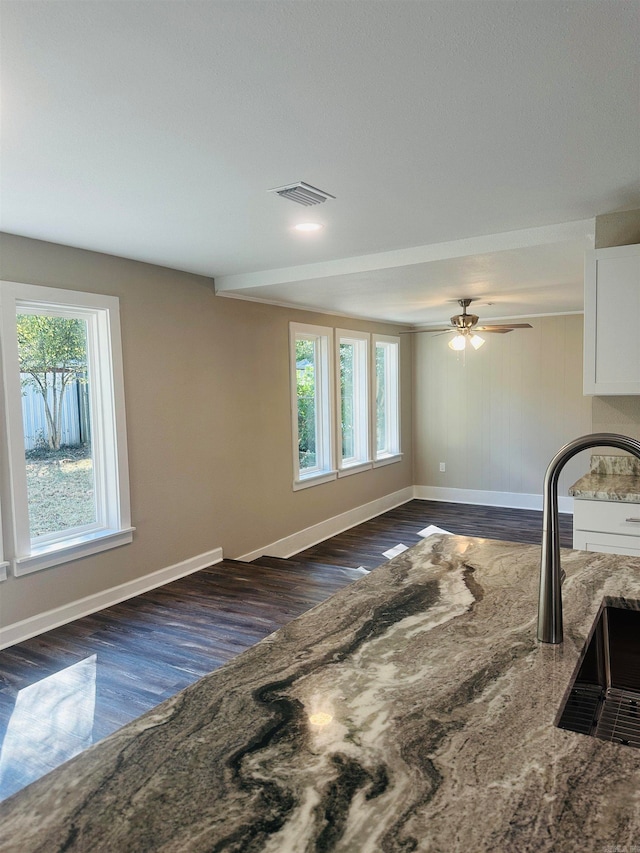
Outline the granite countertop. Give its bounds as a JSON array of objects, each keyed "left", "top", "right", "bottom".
[
  {"left": 569, "top": 472, "right": 640, "bottom": 502},
  {"left": 3, "top": 535, "right": 640, "bottom": 852},
  {"left": 569, "top": 454, "right": 640, "bottom": 502}
]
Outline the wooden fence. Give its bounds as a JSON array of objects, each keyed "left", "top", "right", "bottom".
[{"left": 21, "top": 375, "right": 91, "bottom": 451}]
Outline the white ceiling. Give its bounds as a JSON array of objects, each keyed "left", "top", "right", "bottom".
[{"left": 1, "top": 1, "right": 639, "bottom": 325}]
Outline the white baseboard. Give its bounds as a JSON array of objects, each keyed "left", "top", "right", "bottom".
[
  {"left": 1, "top": 484, "right": 571, "bottom": 648},
  {"left": 0, "top": 546, "right": 223, "bottom": 650},
  {"left": 413, "top": 485, "right": 573, "bottom": 514},
  {"left": 238, "top": 486, "right": 415, "bottom": 561}
]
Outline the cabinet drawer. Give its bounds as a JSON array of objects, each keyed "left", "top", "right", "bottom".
[
  {"left": 573, "top": 530, "right": 640, "bottom": 557},
  {"left": 573, "top": 499, "right": 640, "bottom": 535}
]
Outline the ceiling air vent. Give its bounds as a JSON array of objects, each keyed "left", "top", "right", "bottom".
[{"left": 269, "top": 181, "right": 335, "bottom": 206}]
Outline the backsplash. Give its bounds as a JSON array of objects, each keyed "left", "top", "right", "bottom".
[
  {"left": 590, "top": 454, "right": 640, "bottom": 476},
  {"left": 592, "top": 393, "right": 640, "bottom": 445}
]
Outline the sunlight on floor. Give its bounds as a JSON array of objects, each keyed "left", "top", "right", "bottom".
[{"left": 0, "top": 655, "right": 97, "bottom": 800}]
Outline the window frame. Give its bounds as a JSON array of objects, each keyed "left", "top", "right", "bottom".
[
  {"left": 289, "top": 323, "right": 401, "bottom": 490},
  {"left": 372, "top": 334, "right": 402, "bottom": 466},
  {"left": 0, "top": 281, "right": 133, "bottom": 576},
  {"left": 290, "top": 322, "right": 336, "bottom": 490},
  {"left": 335, "top": 329, "right": 371, "bottom": 476}
]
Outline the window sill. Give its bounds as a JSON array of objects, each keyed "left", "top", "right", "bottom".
[
  {"left": 13, "top": 527, "right": 135, "bottom": 576},
  {"left": 293, "top": 470, "right": 338, "bottom": 491},
  {"left": 337, "top": 461, "right": 373, "bottom": 478},
  {"left": 373, "top": 453, "right": 403, "bottom": 468},
  {"left": 0, "top": 562, "right": 8, "bottom": 582}
]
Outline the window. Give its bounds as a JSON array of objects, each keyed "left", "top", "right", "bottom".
[
  {"left": 373, "top": 335, "right": 401, "bottom": 464},
  {"left": 290, "top": 323, "right": 400, "bottom": 488},
  {"left": 0, "top": 281, "right": 133, "bottom": 575},
  {"left": 290, "top": 323, "right": 335, "bottom": 489},
  {"left": 336, "top": 330, "right": 369, "bottom": 473}
]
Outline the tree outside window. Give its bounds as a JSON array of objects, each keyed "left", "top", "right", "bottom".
[{"left": 295, "top": 338, "right": 317, "bottom": 470}]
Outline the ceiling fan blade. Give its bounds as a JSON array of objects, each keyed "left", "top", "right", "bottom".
[
  {"left": 475, "top": 323, "right": 533, "bottom": 330},
  {"left": 400, "top": 307, "right": 533, "bottom": 335},
  {"left": 399, "top": 327, "right": 453, "bottom": 334}
]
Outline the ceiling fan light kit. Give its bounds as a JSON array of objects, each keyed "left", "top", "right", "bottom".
[
  {"left": 448, "top": 334, "right": 467, "bottom": 351},
  {"left": 406, "top": 298, "right": 532, "bottom": 351},
  {"left": 448, "top": 332, "right": 486, "bottom": 351}
]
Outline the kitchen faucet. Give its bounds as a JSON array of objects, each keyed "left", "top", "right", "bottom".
[{"left": 537, "top": 433, "right": 640, "bottom": 644}]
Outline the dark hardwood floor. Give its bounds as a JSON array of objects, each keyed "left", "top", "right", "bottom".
[{"left": 0, "top": 499, "right": 571, "bottom": 800}]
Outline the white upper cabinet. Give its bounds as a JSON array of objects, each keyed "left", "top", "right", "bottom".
[{"left": 584, "top": 243, "right": 640, "bottom": 395}]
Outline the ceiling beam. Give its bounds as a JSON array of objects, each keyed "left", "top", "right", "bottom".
[{"left": 214, "top": 219, "right": 595, "bottom": 293}]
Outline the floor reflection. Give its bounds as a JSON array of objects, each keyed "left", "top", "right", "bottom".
[{"left": 0, "top": 655, "right": 97, "bottom": 800}]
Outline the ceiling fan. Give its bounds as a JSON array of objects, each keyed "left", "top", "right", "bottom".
[{"left": 403, "top": 299, "right": 532, "bottom": 351}]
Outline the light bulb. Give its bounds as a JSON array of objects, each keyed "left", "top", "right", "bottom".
[
  {"left": 470, "top": 335, "right": 485, "bottom": 350},
  {"left": 448, "top": 335, "right": 466, "bottom": 351}
]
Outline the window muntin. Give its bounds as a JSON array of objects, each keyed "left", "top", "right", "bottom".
[
  {"left": 290, "top": 323, "right": 334, "bottom": 486},
  {"left": 0, "top": 281, "right": 133, "bottom": 575},
  {"left": 337, "top": 331, "right": 369, "bottom": 470},
  {"left": 374, "top": 335, "right": 400, "bottom": 460}
]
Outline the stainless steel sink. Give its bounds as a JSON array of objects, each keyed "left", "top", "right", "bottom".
[{"left": 556, "top": 599, "right": 640, "bottom": 749}]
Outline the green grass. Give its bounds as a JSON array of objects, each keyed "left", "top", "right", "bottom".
[{"left": 25, "top": 445, "right": 96, "bottom": 538}]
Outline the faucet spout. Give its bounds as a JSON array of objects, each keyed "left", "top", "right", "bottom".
[{"left": 538, "top": 433, "right": 640, "bottom": 644}]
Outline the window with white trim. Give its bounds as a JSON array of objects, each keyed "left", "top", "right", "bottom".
[
  {"left": 336, "top": 330, "right": 369, "bottom": 472},
  {"left": 373, "top": 335, "right": 400, "bottom": 463},
  {"left": 290, "top": 323, "right": 400, "bottom": 487},
  {"left": 0, "top": 281, "right": 133, "bottom": 575},
  {"left": 290, "top": 323, "right": 335, "bottom": 489}
]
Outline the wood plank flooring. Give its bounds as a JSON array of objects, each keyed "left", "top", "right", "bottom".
[{"left": 0, "top": 499, "right": 571, "bottom": 800}]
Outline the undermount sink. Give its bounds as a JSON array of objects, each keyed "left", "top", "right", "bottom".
[{"left": 556, "top": 599, "right": 640, "bottom": 749}]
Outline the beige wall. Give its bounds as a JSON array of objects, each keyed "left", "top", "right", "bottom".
[
  {"left": 592, "top": 396, "right": 640, "bottom": 443},
  {"left": 594, "top": 208, "right": 640, "bottom": 250},
  {"left": 412, "top": 314, "right": 593, "bottom": 498},
  {"left": 411, "top": 208, "right": 640, "bottom": 493},
  {"left": 0, "top": 233, "right": 413, "bottom": 626},
  {"left": 3, "top": 210, "right": 639, "bottom": 631},
  {"left": 592, "top": 208, "right": 640, "bottom": 442}
]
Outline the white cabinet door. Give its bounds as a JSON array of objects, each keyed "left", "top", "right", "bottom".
[{"left": 584, "top": 243, "right": 640, "bottom": 395}]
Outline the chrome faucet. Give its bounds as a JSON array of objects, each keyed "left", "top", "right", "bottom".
[{"left": 537, "top": 433, "right": 640, "bottom": 644}]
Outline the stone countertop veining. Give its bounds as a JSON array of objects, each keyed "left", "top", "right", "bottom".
[
  {"left": 570, "top": 453, "right": 640, "bottom": 501},
  {"left": 569, "top": 471, "right": 640, "bottom": 502},
  {"left": 3, "top": 535, "right": 640, "bottom": 852}
]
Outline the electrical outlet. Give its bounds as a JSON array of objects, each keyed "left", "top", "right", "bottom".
[{"left": 439, "top": 462, "right": 446, "bottom": 472}]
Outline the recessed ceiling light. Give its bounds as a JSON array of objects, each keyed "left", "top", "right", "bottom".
[{"left": 293, "top": 222, "right": 324, "bottom": 233}]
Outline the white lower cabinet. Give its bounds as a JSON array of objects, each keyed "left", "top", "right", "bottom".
[{"left": 573, "top": 499, "right": 640, "bottom": 556}]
